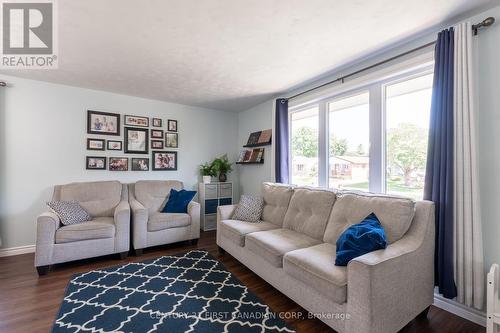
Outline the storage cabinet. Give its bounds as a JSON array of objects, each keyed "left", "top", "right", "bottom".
[{"left": 199, "top": 182, "right": 233, "bottom": 231}]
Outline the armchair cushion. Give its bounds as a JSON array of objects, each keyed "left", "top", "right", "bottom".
[
  {"left": 161, "top": 189, "right": 196, "bottom": 213},
  {"left": 148, "top": 213, "right": 191, "bottom": 232},
  {"left": 47, "top": 201, "right": 91, "bottom": 225},
  {"left": 55, "top": 217, "right": 115, "bottom": 243}
]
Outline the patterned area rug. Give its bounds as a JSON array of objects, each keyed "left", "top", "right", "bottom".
[{"left": 53, "top": 250, "right": 295, "bottom": 333}]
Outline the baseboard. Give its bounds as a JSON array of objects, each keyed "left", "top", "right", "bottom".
[
  {"left": 0, "top": 244, "right": 36, "bottom": 257},
  {"left": 433, "top": 293, "right": 486, "bottom": 327}
]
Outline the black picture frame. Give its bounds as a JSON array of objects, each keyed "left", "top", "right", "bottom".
[
  {"left": 152, "top": 151, "right": 177, "bottom": 170},
  {"left": 107, "top": 140, "right": 122, "bottom": 151},
  {"left": 87, "top": 138, "right": 105, "bottom": 151},
  {"left": 165, "top": 132, "right": 178, "bottom": 148},
  {"left": 124, "top": 115, "right": 149, "bottom": 127},
  {"left": 109, "top": 157, "right": 129, "bottom": 171},
  {"left": 86, "top": 156, "right": 106, "bottom": 170},
  {"left": 132, "top": 158, "right": 150, "bottom": 171},
  {"left": 87, "top": 110, "right": 121, "bottom": 136},
  {"left": 152, "top": 118, "right": 162, "bottom": 127},
  {"left": 151, "top": 140, "right": 164, "bottom": 149},
  {"left": 167, "top": 119, "right": 178, "bottom": 132},
  {"left": 151, "top": 129, "right": 164, "bottom": 139},
  {"left": 124, "top": 127, "right": 149, "bottom": 154}
]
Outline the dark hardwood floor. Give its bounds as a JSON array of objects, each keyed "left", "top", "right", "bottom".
[{"left": 0, "top": 231, "right": 485, "bottom": 333}]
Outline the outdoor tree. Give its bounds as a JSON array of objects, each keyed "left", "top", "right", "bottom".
[
  {"left": 292, "top": 127, "right": 318, "bottom": 157},
  {"left": 386, "top": 123, "right": 427, "bottom": 186},
  {"left": 330, "top": 136, "right": 348, "bottom": 156}
]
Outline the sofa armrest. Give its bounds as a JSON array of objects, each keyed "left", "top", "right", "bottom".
[
  {"left": 345, "top": 201, "right": 435, "bottom": 333},
  {"left": 217, "top": 204, "right": 237, "bottom": 221},
  {"left": 113, "top": 200, "right": 130, "bottom": 253},
  {"left": 130, "top": 198, "right": 148, "bottom": 249},
  {"left": 35, "top": 211, "right": 60, "bottom": 267},
  {"left": 188, "top": 201, "right": 201, "bottom": 239}
]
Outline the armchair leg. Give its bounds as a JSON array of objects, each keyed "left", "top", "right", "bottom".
[
  {"left": 218, "top": 246, "right": 225, "bottom": 254},
  {"left": 119, "top": 251, "right": 128, "bottom": 260},
  {"left": 190, "top": 238, "right": 199, "bottom": 246},
  {"left": 135, "top": 249, "right": 143, "bottom": 256},
  {"left": 416, "top": 306, "right": 430, "bottom": 320},
  {"left": 36, "top": 265, "right": 50, "bottom": 276}
]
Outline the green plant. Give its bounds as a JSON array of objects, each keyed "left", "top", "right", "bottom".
[
  {"left": 211, "top": 154, "right": 233, "bottom": 175},
  {"left": 199, "top": 163, "right": 216, "bottom": 177}
]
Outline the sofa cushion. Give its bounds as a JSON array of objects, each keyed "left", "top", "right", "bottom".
[
  {"left": 283, "top": 243, "right": 347, "bottom": 304},
  {"left": 324, "top": 192, "right": 415, "bottom": 244},
  {"left": 59, "top": 181, "right": 122, "bottom": 217},
  {"left": 261, "top": 183, "right": 294, "bottom": 226},
  {"left": 147, "top": 213, "right": 191, "bottom": 232},
  {"left": 245, "top": 229, "right": 321, "bottom": 267},
  {"left": 220, "top": 219, "right": 279, "bottom": 246},
  {"left": 55, "top": 217, "right": 115, "bottom": 244},
  {"left": 135, "top": 180, "right": 183, "bottom": 214},
  {"left": 283, "top": 188, "right": 336, "bottom": 240}
]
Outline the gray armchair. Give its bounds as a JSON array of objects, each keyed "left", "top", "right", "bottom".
[
  {"left": 129, "top": 180, "right": 200, "bottom": 255},
  {"left": 35, "top": 181, "right": 130, "bottom": 275}
]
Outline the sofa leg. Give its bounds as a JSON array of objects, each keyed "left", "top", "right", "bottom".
[
  {"left": 218, "top": 246, "right": 225, "bottom": 254},
  {"left": 36, "top": 265, "right": 50, "bottom": 276},
  {"left": 135, "top": 249, "right": 143, "bottom": 256},
  {"left": 190, "top": 238, "right": 199, "bottom": 246},
  {"left": 119, "top": 251, "right": 128, "bottom": 260},
  {"left": 417, "top": 306, "right": 430, "bottom": 320}
]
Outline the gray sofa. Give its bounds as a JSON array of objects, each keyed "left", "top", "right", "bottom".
[
  {"left": 217, "top": 182, "right": 435, "bottom": 333},
  {"left": 35, "top": 181, "right": 130, "bottom": 275},
  {"left": 129, "top": 180, "right": 200, "bottom": 254}
]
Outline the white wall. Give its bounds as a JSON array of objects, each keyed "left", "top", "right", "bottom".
[
  {"left": 0, "top": 75, "right": 238, "bottom": 249},
  {"left": 235, "top": 4, "right": 500, "bottom": 288}
]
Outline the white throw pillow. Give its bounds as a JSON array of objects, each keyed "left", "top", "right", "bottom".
[
  {"left": 232, "top": 195, "right": 264, "bottom": 222},
  {"left": 47, "top": 201, "right": 91, "bottom": 225}
]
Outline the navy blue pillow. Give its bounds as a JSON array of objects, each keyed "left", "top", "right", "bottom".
[
  {"left": 162, "top": 189, "right": 197, "bottom": 214},
  {"left": 335, "top": 213, "right": 387, "bottom": 266}
]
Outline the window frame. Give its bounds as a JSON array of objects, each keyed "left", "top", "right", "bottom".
[{"left": 288, "top": 62, "right": 434, "bottom": 195}]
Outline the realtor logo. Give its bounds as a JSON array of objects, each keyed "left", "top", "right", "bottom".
[{"left": 1, "top": 0, "right": 58, "bottom": 68}]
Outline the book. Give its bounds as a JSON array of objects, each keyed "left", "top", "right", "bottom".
[
  {"left": 249, "top": 149, "right": 259, "bottom": 162},
  {"left": 257, "top": 129, "right": 272, "bottom": 144},
  {"left": 247, "top": 131, "right": 261, "bottom": 145},
  {"left": 255, "top": 148, "right": 264, "bottom": 162},
  {"left": 237, "top": 149, "right": 248, "bottom": 162},
  {"left": 243, "top": 150, "right": 252, "bottom": 162}
]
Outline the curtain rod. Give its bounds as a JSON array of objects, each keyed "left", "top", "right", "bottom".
[{"left": 284, "top": 16, "right": 495, "bottom": 102}]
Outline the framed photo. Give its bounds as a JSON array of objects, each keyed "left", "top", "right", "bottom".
[
  {"left": 109, "top": 157, "right": 128, "bottom": 171},
  {"left": 167, "top": 119, "right": 177, "bottom": 132},
  {"left": 152, "top": 151, "right": 177, "bottom": 170},
  {"left": 124, "top": 115, "right": 149, "bottom": 127},
  {"left": 151, "top": 129, "right": 164, "bottom": 139},
  {"left": 151, "top": 140, "right": 164, "bottom": 149},
  {"left": 86, "top": 156, "right": 106, "bottom": 170},
  {"left": 152, "top": 118, "right": 162, "bottom": 127},
  {"left": 125, "top": 127, "right": 149, "bottom": 154},
  {"left": 87, "top": 138, "right": 105, "bottom": 151},
  {"left": 132, "top": 158, "right": 150, "bottom": 171},
  {"left": 107, "top": 140, "right": 122, "bottom": 151},
  {"left": 165, "top": 132, "right": 178, "bottom": 148},
  {"left": 87, "top": 110, "right": 120, "bottom": 136}
]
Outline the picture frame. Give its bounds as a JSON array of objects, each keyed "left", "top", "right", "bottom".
[
  {"left": 109, "top": 157, "right": 128, "bottom": 171},
  {"left": 151, "top": 129, "right": 164, "bottom": 139},
  {"left": 167, "top": 119, "right": 177, "bottom": 132},
  {"left": 132, "top": 158, "right": 150, "bottom": 171},
  {"left": 86, "top": 156, "right": 106, "bottom": 170},
  {"left": 87, "top": 110, "right": 120, "bottom": 136},
  {"left": 125, "top": 127, "right": 149, "bottom": 154},
  {"left": 152, "top": 118, "right": 162, "bottom": 127},
  {"left": 165, "top": 132, "right": 178, "bottom": 148},
  {"left": 87, "top": 138, "right": 105, "bottom": 151},
  {"left": 152, "top": 151, "right": 177, "bottom": 170},
  {"left": 124, "top": 115, "right": 149, "bottom": 127},
  {"left": 107, "top": 140, "right": 122, "bottom": 151},
  {"left": 151, "top": 140, "right": 164, "bottom": 149}
]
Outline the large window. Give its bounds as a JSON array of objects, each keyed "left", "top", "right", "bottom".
[{"left": 289, "top": 66, "right": 433, "bottom": 200}]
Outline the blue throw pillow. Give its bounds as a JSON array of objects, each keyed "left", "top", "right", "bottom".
[
  {"left": 335, "top": 213, "right": 387, "bottom": 266},
  {"left": 162, "top": 189, "right": 197, "bottom": 214}
]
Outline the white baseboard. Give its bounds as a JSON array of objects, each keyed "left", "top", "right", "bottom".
[
  {"left": 433, "top": 293, "right": 486, "bottom": 327},
  {"left": 0, "top": 244, "right": 36, "bottom": 257}
]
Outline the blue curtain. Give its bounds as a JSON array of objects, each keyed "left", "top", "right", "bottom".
[
  {"left": 275, "top": 99, "right": 289, "bottom": 183},
  {"left": 424, "top": 28, "right": 457, "bottom": 299}
]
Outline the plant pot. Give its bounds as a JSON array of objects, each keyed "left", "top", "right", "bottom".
[
  {"left": 202, "top": 176, "right": 212, "bottom": 184},
  {"left": 218, "top": 173, "right": 227, "bottom": 182}
]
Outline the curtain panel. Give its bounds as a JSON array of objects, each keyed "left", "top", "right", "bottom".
[{"left": 275, "top": 99, "right": 289, "bottom": 183}]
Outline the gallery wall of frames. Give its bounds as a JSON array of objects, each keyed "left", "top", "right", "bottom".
[{"left": 86, "top": 110, "right": 179, "bottom": 171}]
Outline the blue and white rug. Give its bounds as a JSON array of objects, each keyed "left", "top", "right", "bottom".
[{"left": 53, "top": 250, "right": 295, "bottom": 333}]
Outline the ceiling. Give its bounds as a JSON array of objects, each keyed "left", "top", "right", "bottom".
[{"left": 0, "top": 0, "right": 493, "bottom": 112}]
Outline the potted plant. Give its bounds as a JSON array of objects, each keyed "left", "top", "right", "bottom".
[
  {"left": 211, "top": 154, "right": 233, "bottom": 182},
  {"left": 200, "top": 163, "right": 216, "bottom": 184}
]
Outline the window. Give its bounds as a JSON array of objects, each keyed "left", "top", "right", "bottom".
[{"left": 289, "top": 64, "right": 433, "bottom": 200}]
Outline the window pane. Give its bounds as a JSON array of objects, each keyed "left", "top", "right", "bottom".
[
  {"left": 291, "top": 106, "right": 319, "bottom": 186},
  {"left": 328, "top": 92, "right": 370, "bottom": 191},
  {"left": 385, "top": 74, "right": 433, "bottom": 200}
]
